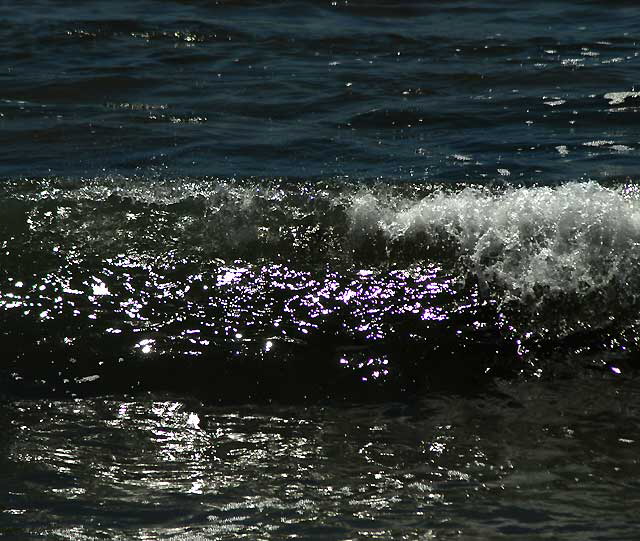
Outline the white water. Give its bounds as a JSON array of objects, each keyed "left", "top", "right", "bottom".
[
  {"left": 8, "top": 178, "right": 640, "bottom": 304},
  {"left": 350, "top": 182, "right": 640, "bottom": 301}
]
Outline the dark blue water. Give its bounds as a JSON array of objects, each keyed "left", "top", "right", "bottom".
[
  {"left": 2, "top": 1, "right": 640, "bottom": 539},
  {"left": 2, "top": 1, "right": 640, "bottom": 181}
]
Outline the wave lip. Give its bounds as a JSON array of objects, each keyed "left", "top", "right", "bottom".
[{"left": 355, "top": 181, "right": 640, "bottom": 301}]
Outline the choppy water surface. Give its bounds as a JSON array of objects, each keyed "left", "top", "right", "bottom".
[
  {"left": 2, "top": 0, "right": 640, "bottom": 539},
  {"left": 3, "top": 179, "right": 640, "bottom": 401}
]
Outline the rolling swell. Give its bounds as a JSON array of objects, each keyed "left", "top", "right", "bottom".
[{"left": 1, "top": 178, "right": 639, "bottom": 401}]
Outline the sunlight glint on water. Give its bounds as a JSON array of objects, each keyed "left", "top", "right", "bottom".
[{"left": 2, "top": 0, "right": 640, "bottom": 538}]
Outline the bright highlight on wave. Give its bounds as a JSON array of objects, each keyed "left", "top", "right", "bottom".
[
  {"left": 3, "top": 177, "right": 640, "bottom": 400},
  {"left": 7, "top": 177, "right": 640, "bottom": 304},
  {"left": 350, "top": 181, "right": 640, "bottom": 302}
]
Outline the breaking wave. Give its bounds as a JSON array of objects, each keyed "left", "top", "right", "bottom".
[{"left": 2, "top": 177, "right": 640, "bottom": 400}]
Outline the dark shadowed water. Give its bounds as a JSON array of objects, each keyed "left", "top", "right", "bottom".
[
  {"left": 3, "top": 377, "right": 640, "bottom": 540},
  {"left": 2, "top": 1, "right": 640, "bottom": 539}
]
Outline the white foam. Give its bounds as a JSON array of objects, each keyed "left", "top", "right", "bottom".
[
  {"left": 583, "top": 140, "right": 615, "bottom": 147},
  {"left": 12, "top": 177, "right": 640, "bottom": 304},
  {"left": 604, "top": 91, "right": 640, "bottom": 105},
  {"left": 349, "top": 182, "right": 640, "bottom": 301}
]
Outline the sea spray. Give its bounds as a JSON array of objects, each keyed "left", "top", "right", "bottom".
[{"left": 2, "top": 178, "right": 640, "bottom": 398}]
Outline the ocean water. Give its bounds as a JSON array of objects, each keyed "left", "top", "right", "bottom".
[{"left": 2, "top": 1, "right": 640, "bottom": 539}]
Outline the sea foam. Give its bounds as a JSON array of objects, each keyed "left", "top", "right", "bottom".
[
  {"left": 6, "top": 177, "right": 640, "bottom": 305},
  {"left": 349, "top": 182, "right": 640, "bottom": 302}
]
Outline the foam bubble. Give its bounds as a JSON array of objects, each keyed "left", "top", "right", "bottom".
[{"left": 349, "top": 182, "right": 640, "bottom": 302}]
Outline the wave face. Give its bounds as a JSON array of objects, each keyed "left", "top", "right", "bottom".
[{"left": 2, "top": 178, "right": 639, "bottom": 400}]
